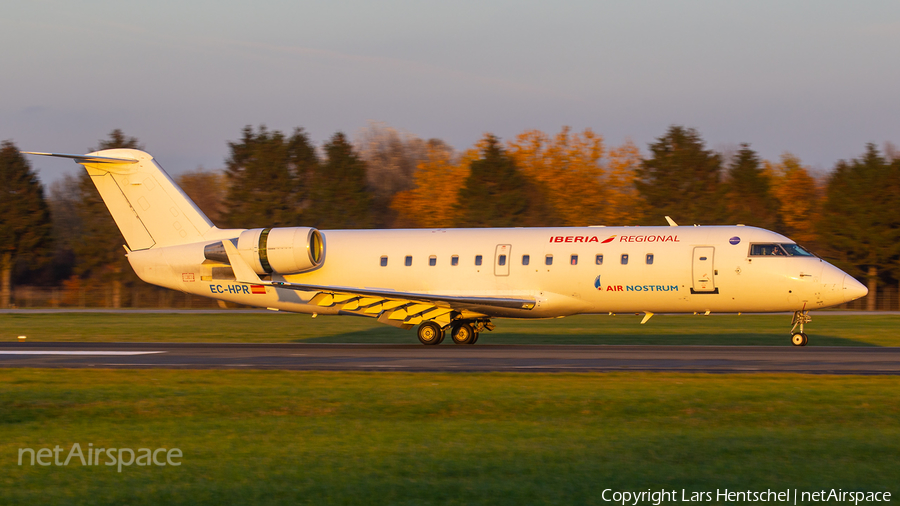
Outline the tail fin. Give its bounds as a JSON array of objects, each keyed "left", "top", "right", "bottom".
[{"left": 23, "top": 149, "right": 214, "bottom": 250}]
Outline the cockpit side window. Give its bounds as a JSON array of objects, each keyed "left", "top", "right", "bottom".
[
  {"left": 781, "top": 244, "right": 814, "bottom": 257},
  {"left": 749, "top": 243, "right": 814, "bottom": 257}
]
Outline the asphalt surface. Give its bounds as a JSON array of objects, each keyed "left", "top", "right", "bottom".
[{"left": 1, "top": 342, "right": 899, "bottom": 374}]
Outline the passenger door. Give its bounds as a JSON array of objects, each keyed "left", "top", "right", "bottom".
[
  {"left": 691, "top": 246, "right": 717, "bottom": 294},
  {"left": 494, "top": 244, "right": 511, "bottom": 276}
]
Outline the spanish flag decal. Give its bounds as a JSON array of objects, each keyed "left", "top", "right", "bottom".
[{"left": 250, "top": 285, "right": 267, "bottom": 295}]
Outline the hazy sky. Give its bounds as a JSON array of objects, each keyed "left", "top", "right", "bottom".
[{"left": 2, "top": 0, "right": 899, "bottom": 185}]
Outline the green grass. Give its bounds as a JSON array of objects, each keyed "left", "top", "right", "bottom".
[
  {"left": 1, "top": 312, "right": 900, "bottom": 346},
  {"left": 1, "top": 369, "right": 898, "bottom": 505}
]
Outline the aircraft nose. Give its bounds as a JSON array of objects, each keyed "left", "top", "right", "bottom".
[{"left": 842, "top": 275, "right": 868, "bottom": 303}]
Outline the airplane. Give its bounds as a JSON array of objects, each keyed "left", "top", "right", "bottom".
[{"left": 23, "top": 149, "right": 868, "bottom": 346}]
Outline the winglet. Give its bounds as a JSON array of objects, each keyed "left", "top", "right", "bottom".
[
  {"left": 221, "top": 239, "right": 263, "bottom": 284},
  {"left": 664, "top": 216, "right": 678, "bottom": 227}
]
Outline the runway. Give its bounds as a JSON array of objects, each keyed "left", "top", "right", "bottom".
[{"left": 2, "top": 342, "right": 899, "bottom": 374}]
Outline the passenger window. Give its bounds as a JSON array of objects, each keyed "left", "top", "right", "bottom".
[
  {"left": 451, "top": 255, "right": 459, "bottom": 266},
  {"left": 380, "top": 256, "right": 388, "bottom": 267},
  {"left": 429, "top": 256, "right": 437, "bottom": 267},
  {"left": 498, "top": 255, "right": 506, "bottom": 266},
  {"left": 405, "top": 255, "right": 412, "bottom": 266},
  {"left": 570, "top": 254, "right": 578, "bottom": 265},
  {"left": 475, "top": 255, "right": 483, "bottom": 266},
  {"left": 621, "top": 254, "right": 628, "bottom": 265},
  {"left": 522, "top": 254, "right": 530, "bottom": 266},
  {"left": 545, "top": 255, "right": 553, "bottom": 266},
  {"left": 595, "top": 254, "right": 603, "bottom": 265},
  {"left": 646, "top": 254, "right": 654, "bottom": 265}
]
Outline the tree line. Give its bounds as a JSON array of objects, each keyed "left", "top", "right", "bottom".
[{"left": 1, "top": 124, "right": 898, "bottom": 310}]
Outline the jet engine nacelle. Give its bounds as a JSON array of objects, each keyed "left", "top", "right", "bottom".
[{"left": 234, "top": 227, "right": 324, "bottom": 275}]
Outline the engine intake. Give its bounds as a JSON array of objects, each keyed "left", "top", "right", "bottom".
[{"left": 205, "top": 227, "right": 324, "bottom": 275}]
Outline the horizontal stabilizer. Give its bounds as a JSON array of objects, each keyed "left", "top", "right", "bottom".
[{"left": 20, "top": 152, "right": 139, "bottom": 164}]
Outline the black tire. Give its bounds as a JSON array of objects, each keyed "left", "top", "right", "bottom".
[
  {"left": 791, "top": 333, "right": 805, "bottom": 346},
  {"left": 417, "top": 321, "right": 443, "bottom": 345},
  {"left": 800, "top": 333, "right": 809, "bottom": 346},
  {"left": 471, "top": 331, "right": 479, "bottom": 344},
  {"left": 451, "top": 323, "right": 476, "bottom": 345}
]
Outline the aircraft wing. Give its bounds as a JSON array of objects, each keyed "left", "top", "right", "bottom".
[
  {"left": 273, "top": 281, "right": 535, "bottom": 327},
  {"left": 219, "top": 239, "right": 535, "bottom": 328}
]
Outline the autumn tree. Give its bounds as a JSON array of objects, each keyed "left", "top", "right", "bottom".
[
  {"left": 507, "top": 127, "right": 605, "bottom": 226},
  {"left": 178, "top": 169, "right": 228, "bottom": 226},
  {"left": 308, "top": 132, "right": 373, "bottom": 229},
  {"left": 818, "top": 145, "right": 900, "bottom": 310},
  {"left": 765, "top": 153, "right": 821, "bottom": 245},
  {"left": 0, "top": 141, "right": 53, "bottom": 308},
  {"left": 223, "top": 126, "right": 319, "bottom": 229},
  {"left": 355, "top": 122, "right": 431, "bottom": 227},
  {"left": 724, "top": 144, "right": 780, "bottom": 230},
  {"left": 636, "top": 126, "right": 725, "bottom": 224},
  {"left": 603, "top": 140, "right": 646, "bottom": 225},
  {"left": 390, "top": 140, "right": 470, "bottom": 228}
]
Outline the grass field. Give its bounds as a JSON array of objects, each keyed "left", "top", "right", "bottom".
[
  {"left": 2, "top": 313, "right": 898, "bottom": 504},
  {"left": 1, "top": 369, "right": 898, "bottom": 505},
  {"left": 1, "top": 312, "right": 900, "bottom": 346}
]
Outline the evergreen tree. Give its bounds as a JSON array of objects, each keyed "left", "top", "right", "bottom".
[
  {"left": 0, "top": 141, "right": 53, "bottom": 308},
  {"left": 309, "top": 132, "right": 373, "bottom": 229},
  {"left": 724, "top": 144, "right": 780, "bottom": 229},
  {"left": 223, "top": 125, "right": 319, "bottom": 229},
  {"left": 69, "top": 130, "right": 144, "bottom": 307},
  {"left": 818, "top": 144, "right": 900, "bottom": 310},
  {"left": 636, "top": 126, "right": 725, "bottom": 224},
  {"left": 454, "top": 135, "right": 534, "bottom": 227}
]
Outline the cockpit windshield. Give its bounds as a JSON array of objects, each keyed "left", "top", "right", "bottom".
[{"left": 749, "top": 243, "right": 814, "bottom": 257}]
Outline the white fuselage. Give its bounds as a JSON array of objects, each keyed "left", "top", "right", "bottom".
[{"left": 128, "top": 225, "right": 865, "bottom": 319}]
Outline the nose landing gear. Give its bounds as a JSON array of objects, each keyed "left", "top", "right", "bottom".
[{"left": 790, "top": 310, "right": 811, "bottom": 346}]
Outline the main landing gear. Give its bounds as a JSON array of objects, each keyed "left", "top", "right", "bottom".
[
  {"left": 790, "top": 310, "right": 811, "bottom": 347},
  {"left": 416, "top": 319, "right": 493, "bottom": 345}
]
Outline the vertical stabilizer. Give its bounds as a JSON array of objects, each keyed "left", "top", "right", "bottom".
[{"left": 24, "top": 149, "right": 214, "bottom": 250}]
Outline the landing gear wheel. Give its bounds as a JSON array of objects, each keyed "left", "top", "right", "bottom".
[
  {"left": 791, "top": 333, "right": 808, "bottom": 347},
  {"left": 417, "top": 321, "right": 443, "bottom": 345},
  {"left": 471, "top": 332, "right": 480, "bottom": 344},
  {"left": 451, "top": 323, "right": 477, "bottom": 345}
]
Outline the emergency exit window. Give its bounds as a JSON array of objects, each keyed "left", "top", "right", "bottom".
[{"left": 498, "top": 255, "right": 507, "bottom": 266}]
